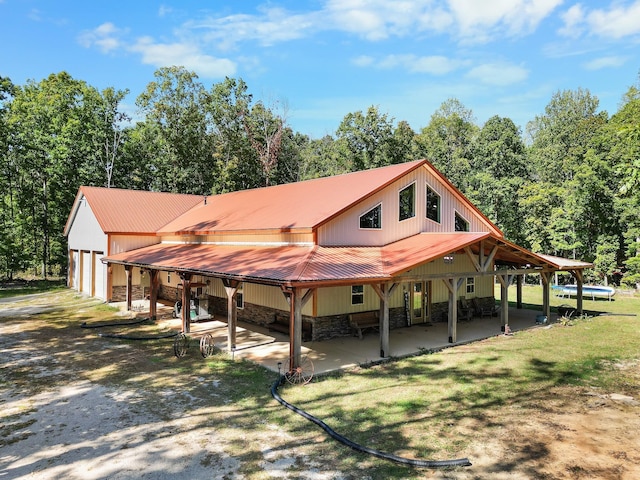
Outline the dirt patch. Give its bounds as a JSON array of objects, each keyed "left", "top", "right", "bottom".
[{"left": 1, "top": 290, "right": 639, "bottom": 479}]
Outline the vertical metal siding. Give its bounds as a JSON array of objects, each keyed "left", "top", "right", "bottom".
[
  {"left": 318, "top": 166, "right": 491, "bottom": 246},
  {"left": 110, "top": 235, "right": 160, "bottom": 255}
]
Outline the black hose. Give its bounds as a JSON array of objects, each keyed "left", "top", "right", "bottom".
[
  {"left": 271, "top": 377, "right": 471, "bottom": 469},
  {"left": 81, "top": 317, "right": 149, "bottom": 328},
  {"left": 98, "top": 331, "right": 179, "bottom": 340}
]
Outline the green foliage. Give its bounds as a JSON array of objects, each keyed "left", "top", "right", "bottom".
[
  {"left": 1, "top": 68, "right": 639, "bottom": 290},
  {"left": 415, "top": 98, "right": 478, "bottom": 189}
]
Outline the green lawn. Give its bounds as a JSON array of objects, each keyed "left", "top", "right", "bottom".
[{"left": 2, "top": 284, "right": 638, "bottom": 478}]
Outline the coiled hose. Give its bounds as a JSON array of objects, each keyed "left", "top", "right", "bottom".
[
  {"left": 97, "top": 331, "right": 179, "bottom": 340},
  {"left": 271, "top": 376, "right": 472, "bottom": 469},
  {"left": 80, "top": 317, "right": 149, "bottom": 329}
]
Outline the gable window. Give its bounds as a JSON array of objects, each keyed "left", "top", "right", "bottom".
[
  {"left": 399, "top": 183, "right": 415, "bottom": 221},
  {"left": 360, "top": 204, "right": 382, "bottom": 229},
  {"left": 351, "top": 285, "right": 364, "bottom": 305},
  {"left": 426, "top": 185, "right": 441, "bottom": 223},
  {"left": 466, "top": 277, "right": 475, "bottom": 295},
  {"left": 455, "top": 212, "right": 469, "bottom": 232}
]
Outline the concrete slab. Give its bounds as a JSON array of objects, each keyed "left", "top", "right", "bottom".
[{"left": 234, "top": 307, "right": 555, "bottom": 376}]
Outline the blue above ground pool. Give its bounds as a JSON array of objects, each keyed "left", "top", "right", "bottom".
[{"left": 552, "top": 284, "right": 616, "bottom": 300}]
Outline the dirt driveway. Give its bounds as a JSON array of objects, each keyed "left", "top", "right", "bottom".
[{"left": 1, "top": 290, "right": 639, "bottom": 479}]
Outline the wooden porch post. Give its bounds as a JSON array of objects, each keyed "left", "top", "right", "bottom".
[
  {"left": 496, "top": 274, "right": 511, "bottom": 331},
  {"left": 282, "top": 287, "right": 315, "bottom": 369},
  {"left": 443, "top": 278, "right": 464, "bottom": 343},
  {"left": 540, "top": 272, "right": 552, "bottom": 321},
  {"left": 516, "top": 274, "right": 523, "bottom": 309},
  {"left": 223, "top": 279, "right": 240, "bottom": 353},
  {"left": 179, "top": 272, "right": 192, "bottom": 333},
  {"left": 572, "top": 270, "right": 584, "bottom": 315},
  {"left": 124, "top": 265, "right": 133, "bottom": 311},
  {"left": 371, "top": 282, "right": 397, "bottom": 358},
  {"left": 148, "top": 270, "right": 159, "bottom": 321}
]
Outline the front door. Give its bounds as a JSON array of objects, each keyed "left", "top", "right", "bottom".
[{"left": 411, "top": 281, "right": 431, "bottom": 324}]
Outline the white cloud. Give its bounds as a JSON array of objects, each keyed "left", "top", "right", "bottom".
[
  {"left": 130, "top": 37, "right": 236, "bottom": 78},
  {"left": 583, "top": 55, "right": 627, "bottom": 70},
  {"left": 466, "top": 62, "right": 529, "bottom": 86},
  {"left": 585, "top": 1, "right": 640, "bottom": 38},
  {"left": 558, "top": 4, "right": 585, "bottom": 38},
  {"left": 448, "top": 0, "right": 563, "bottom": 42},
  {"left": 79, "top": 22, "right": 236, "bottom": 78},
  {"left": 78, "top": 22, "right": 124, "bottom": 53},
  {"left": 190, "top": 7, "right": 316, "bottom": 50},
  {"left": 558, "top": 1, "right": 640, "bottom": 39}
]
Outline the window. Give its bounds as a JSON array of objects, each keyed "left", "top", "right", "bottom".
[
  {"left": 167, "top": 272, "right": 171, "bottom": 283},
  {"left": 455, "top": 212, "right": 469, "bottom": 232},
  {"left": 236, "top": 283, "right": 244, "bottom": 309},
  {"left": 426, "top": 185, "right": 441, "bottom": 223},
  {"left": 466, "top": 277, "right": 475, "bottom": 294},
  {"left": 351, "top": 285, "right": 364, "bottom": 305},
  {"left": 399, "top": 183, "right": 415, "bottom": 221},
  {"left": 360, "top": 204, "right": 382, "bottom": 229}
]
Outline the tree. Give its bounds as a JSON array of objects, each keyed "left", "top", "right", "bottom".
[
  {"left": 7, "top": 72, "right": 106, "bottom": 277},
  {"left": 0, "top": 76, "right": 25, "bottom": 279},
  {"left": 524, "top": 89, "right": 609, "bottom": 260},
  {"left": 415, "top": 98, "right": 477, "bottom": 189},
  {"left": 207, "top": 77, "right": 260, "bottom": 192},
  {"left": 241, "top": 99, "right": 287, "bottom": 186},
  {"left": 467, "top": 116, "right": 528, "bottom": 244},
  {"left": 136, "top": 66, "right": 214, "bottom": 194},
  {"left": 609, "top": 79, "right": 640, "bottom": 287},
  {"left": 335, "top": 106, "right": 398, "bottom": 171}
]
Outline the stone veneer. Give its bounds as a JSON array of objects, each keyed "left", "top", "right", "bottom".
[{"left": 110, "top": 285, "right": 496, "bottom": 341}]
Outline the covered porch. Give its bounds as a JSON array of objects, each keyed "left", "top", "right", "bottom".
[{"left": 103, "top": 233, "right": 593, "bottom": 373}]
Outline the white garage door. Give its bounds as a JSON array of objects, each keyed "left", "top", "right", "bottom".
[
  {"left": 93, "top": 252, "right": 105, "bottom": 299},
  {"left": 81, "top": 251, "right": 92, "bottom": 294},
  {"left": 71, "top": 250, "right": 80, "bottom": 290}
]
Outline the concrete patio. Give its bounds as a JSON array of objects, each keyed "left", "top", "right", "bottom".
[{"left": 176, "top": 306, "right": 554, "bottom": 376}]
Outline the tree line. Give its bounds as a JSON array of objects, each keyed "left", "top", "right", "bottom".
[{"left": 1, "top": 66, "right": 639, "bottom": 287}]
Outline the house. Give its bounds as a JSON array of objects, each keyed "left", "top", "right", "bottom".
[{"left": 64, "top": 159, "right": 592, "bottom": 368}]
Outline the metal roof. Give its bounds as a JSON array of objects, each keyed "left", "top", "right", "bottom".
[
  {"left": 158, "top": 160, "right": 431, "bottom": 235},
  {"left": 103, "top": 232, "right": 586, "bottom": 287},
  {"left": 64, "top": 187, "right": 203, "bottom": 235}
]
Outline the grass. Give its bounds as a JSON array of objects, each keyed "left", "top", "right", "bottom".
[
  {"left": 1, "top": 284, "right": 639, "bottom": 478},
  {"left": 0, "top": 278, "right": 65, "bottom": 298}
]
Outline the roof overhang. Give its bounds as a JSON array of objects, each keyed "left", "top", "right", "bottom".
[{"left": 102, "top": 232, "right": 593, "bottom": 288}]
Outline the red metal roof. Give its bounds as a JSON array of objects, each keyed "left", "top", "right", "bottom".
[
  {"left": 159, "top": 160, "right": 428, "bottom": 235},
  {"left": 65, "top": 187, "right": 203, "bottom": 235},
  {"left": 382, "top": 232, "right": 491, "bottom": 275},
  {"left": 103, "top": 232, "right": 543, "bottom": 286}
]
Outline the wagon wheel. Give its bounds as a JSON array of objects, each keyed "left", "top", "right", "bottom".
[
  {"left": 199, "top": 333, "right": 216, "bottom": 358},
  {"left": 284, "top": 355, "right": 314, "bottom": 385},
  {"left": 173, "top": 333, "right": 190, "bottom": 358}
]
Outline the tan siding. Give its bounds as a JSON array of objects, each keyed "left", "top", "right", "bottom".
[
  {"left": 316, "top": 285, "right": 404, "bottom": 316},
  {"left": 318, "top": 165, "right": 492, "bottom": 246},
  {"left": 110, "top": 235, "right": 160, "bottom": 255}
]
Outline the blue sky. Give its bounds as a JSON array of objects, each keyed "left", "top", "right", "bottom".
[{"left": 1, "top": 0, "right": 639, "bottom": 138}]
